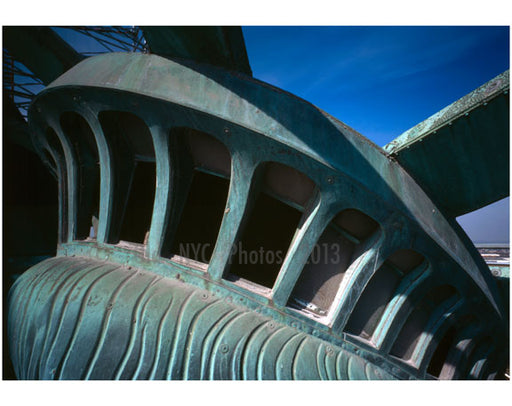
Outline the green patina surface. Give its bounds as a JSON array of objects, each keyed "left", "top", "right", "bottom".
[
  {"left": 38, "top": 53, "right": 503, "bottom": 313},
  {"left": 7, "top": 50, "right": 509, "bottom": 380},
  {"left": 8, "top": 256, "right": 397, "bottom": 380}
]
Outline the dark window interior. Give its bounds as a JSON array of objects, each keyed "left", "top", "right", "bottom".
[
  {"left": 226, "top": 162, "right": 315, "bottom": 289},
  {"left": 427, "top": 325, "right": 457, "bottom": 378},
  {"left": 118, "top": 161, "right": 156, "bottom": 244},
  {"left": 344, "top": 249, "right": 425, "bottom": 339},
  {"left": 390, "top": 285, "right": 458, "bottom": 360},
  {"left": 227, "top": 192, "right": 303, "bottom": 288},
  {"left": 465, "top": 336, "right": 492, "bottom": 379},
  {"left": 166, "top": 129, "right": 231, "bottom": 265},
  {"left": 45, "top": 127, "right": 68, "bottom": 242},
  {"left": 288, "top": 209, "right": 379, "bottom": 316},
  {"left": 98, "top": 111, "right": 155, "bottom": 244},
  {"left": 60, "top": 112, "right": 100, "bottom": 240},
  {"left": 391, "top": 307, "right": 431, "bottom": 360},
  {"left": 170, "top": 170, "right": 230, "bottom": 263}
]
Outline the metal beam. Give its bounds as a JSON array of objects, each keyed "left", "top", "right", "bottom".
[
  {"left": 3, "top": 26, "right": 84, "bottom": 85},
  {"left": 141, "top": 26, "right": 252, "bottom": 76},
  {"left": 385, "top": 71, "right": 509, "bottom": 217}
]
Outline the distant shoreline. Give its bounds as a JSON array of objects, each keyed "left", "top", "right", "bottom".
[{"left": 474, "top": 243, "right": 510, "bottom": 248}]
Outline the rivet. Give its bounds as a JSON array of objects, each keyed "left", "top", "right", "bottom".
[
  {"left": 327, "top": 176, "right": 334, "bottom": 184},
  {"left": 224, "top": 127, "right": 230, "bottom": 134},
  {"left": 483, "top": 102, "right": 488, "bottom": 106},
  {"left": 220, "top": 344, "right": 229, "bottom": 353},
  {"left": 201, "top": 292, "right": 209, "bottom": 300},
  {"left": 268, "top": 322, "right": 275, "bottom": 329}
]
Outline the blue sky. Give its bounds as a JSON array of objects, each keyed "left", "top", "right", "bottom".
[{"left": 242, "top": 26, "right": 510, "bottom": 243}]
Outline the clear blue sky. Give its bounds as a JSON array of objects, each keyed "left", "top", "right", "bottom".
[{"left": 242, "top": 26, "right": 509, "bottom": 243}]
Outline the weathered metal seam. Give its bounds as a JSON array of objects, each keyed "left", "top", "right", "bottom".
[
  {"left": 114, "top": 275, "right": 164, "bottom": 379},
  {"left": 39, "top": 262, "right": 119, "bottom": 379},
  {"left": 55, "top": 266, "right": 121, "bottom": 379},
  {"left": 147, "top": 295, "right": 174, "bottom": 379},
  {"left": 239, "top": 320, "right": 271, "bottom": 380},
  {"left": 84, "top": 268, "right": 139, "bottom": 379},
  {"left": 163, "top": 290, "right": 196, "bottom": 379},
  {"left": 316, "top": 342, "right": 329, "bottom": 380},
  {"left": 26, "top": 258, "right": 92, "bottom": 379},
  {"left": 181, "top": 299, "right": 225, "bottom": 379},
  {"left": 17, "top": 258, "right": 72, "bottom": 377},
  {"left": 209, "top": 311, "right": 254, "bottom": 379},
  {"left": 33, "top": 259, "right": 90, "bottom": 378},
  {"left": 274, "top": 331, "right": 306, "bottom": 380}
]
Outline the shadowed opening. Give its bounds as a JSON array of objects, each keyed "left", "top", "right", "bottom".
[
  {"left": 288, "top": 208, "right": 380, "bottom": 316},
  {"left": 169, "top": 129, "right": 231, "bottom": 264},
  {"left": 171, "top": 170, "right": 230, "bottom": 263},
  {"left": 428, "top": 325, "right": 458, "bottom": 378},
  {"left": 466, "top": 336, "right": 492, "bottom": 379},
  {"left": 344, "top": 249, "right": 425, "bottom": 339},
  {"left": 390, "top": 285, "right": 458, "bottom": 360},
  {"left": 98, "top": 111, "right": 155, "bottom": 244},
  {"left": 226, "top": 162, "right": 316, "bottom": 289},
  {"left": 118, "top": 161, "right": 156, "bottom": 243},
  {"left": 60, "top": 112, "right": 100, "bottom": 240},
  {"left": 45, "top": 127, "right": 68, "bottom": 242}
]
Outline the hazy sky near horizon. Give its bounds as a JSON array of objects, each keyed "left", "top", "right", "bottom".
[{"left": 242, "top": 26, "right": 510, "bottom": 243}]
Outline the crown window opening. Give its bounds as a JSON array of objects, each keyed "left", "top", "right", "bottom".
[
  {"left": 427, "top": 325, "right": 458, "bottom": 378},
  {"left": 60, "top": 112, "right": 101, "bottom": 240},
  {"left": 288, "top": 208, "right": 380, "bottom": 317},
  {"left": 98, "top": 111, "right": 155, "bottom": 245},
  {"left": 344, "top": 249, "right": 426, "bottom": 340},
  {"left": 45, "top": 127, "right": 69, "bottom": 242},
  {"left": 390, "top": 285, "right": 459, "bottom": 361},
  {"left": 226, "top": 162, "right": 316, "bottom": 290},
  {"left": 168, "top": 129, "right": 231, "bottom": 264}
]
